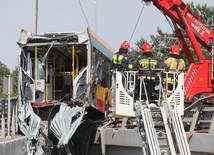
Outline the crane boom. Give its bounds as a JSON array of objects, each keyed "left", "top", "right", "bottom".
[
  {"left": 143, "top": 0, "right": 214, "bottom": 102},
  {"left": 144, "top": 0, "right": 214, "bottom": 59}
]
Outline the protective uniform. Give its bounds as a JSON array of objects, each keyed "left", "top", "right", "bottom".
[
  {"left": 135, "top": 42, "right": 160, "bottom": 102},
  {"left": 137, "top": 42, "right": 157, "bottom": 79},
  {"left": 163, "top": 45, "right": 186, "bottom": 93},
  {"left": 164, "top": 45, "right": 186, "bottom": 71},
  {"left": 112, "top": 41, "right": 132, "bottom": 71}
]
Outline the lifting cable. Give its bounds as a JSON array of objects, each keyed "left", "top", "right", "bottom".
[
  {"left": 165, "top": 15, "right": 176, "bottom": 32},
  {"left": 78, "top": 0, "right": 146, "bottom": 45},
  {"left": 78, "top": 0, "right": 90, "bottom": 28},
  {"left": 129, "top": 2, "right": 146, "bottom": 44},
  {"left": 129, "top": 2, "right": 176, "bottom": 45}
]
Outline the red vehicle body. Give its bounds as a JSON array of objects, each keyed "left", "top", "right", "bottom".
[{"left": 144, "top": 0, "right": 214, "bottom": 103}]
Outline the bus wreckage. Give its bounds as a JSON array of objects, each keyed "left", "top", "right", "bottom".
[{"left": 17, "top": 27, "right": 193, "bottom": 155}]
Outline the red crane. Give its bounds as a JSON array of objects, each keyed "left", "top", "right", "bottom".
[{"left": 143, "top": 0, "right": 214, "bottom": 102}]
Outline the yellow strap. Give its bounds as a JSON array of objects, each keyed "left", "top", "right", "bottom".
[{"left": 139, "top": 76, "right": 156, "bottom": 80}]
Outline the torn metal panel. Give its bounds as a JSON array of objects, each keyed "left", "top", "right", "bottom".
[
  {"left": 18, "top": 102, "right": 41, "bottom": 139},
  {"left": 50, "top": 103, "right": 85, "bottom": 145}
]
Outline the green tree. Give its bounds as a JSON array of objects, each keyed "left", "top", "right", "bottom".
[
  {"left": 0, "top": 61, "right": 11, "bottom": 98},
  {"left": 150, "top": 27, "right": 177, "bottom": 61},
  {"left": 189, "top": 2, "right": 214, "bottom": 31},
  {"left": 11, "top": 67, "right": 18, "bottom": 97}
]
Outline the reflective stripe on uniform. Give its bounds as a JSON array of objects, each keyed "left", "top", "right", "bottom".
[
  {"left": 112, "top": 55, "right": 124, "bottom": 64},
  {"left": 139, "top": 76, "right": 156, "bottom": 80},
  {"left": 138, "top": 57, "right": 157, "bottom": 79},
  {"left": 139, "top": 58, "right": 157, "bottom": 69},
  {"left": 166, "top": 57, "right": 185, "bottom": 70}
]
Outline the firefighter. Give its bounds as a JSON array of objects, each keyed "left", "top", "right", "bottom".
[
  {"left": 135, "top": 42, "right": 160, "bottom": 102},
  {"left": 112, "top": 41, "right": 132, "bottom": 71},
  {"left": 164, "top": 44, "right": 186, "bottom": 71},
  {"left": 163, "top": 45, "right": 186, "bottom": 94},
  {"left": 137, "top": 42, "right": 158, "bottom": 78}
]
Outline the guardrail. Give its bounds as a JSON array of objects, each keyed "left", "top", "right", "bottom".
[{"left": 0, "top": 97, "right": 19, "bottom": 138}]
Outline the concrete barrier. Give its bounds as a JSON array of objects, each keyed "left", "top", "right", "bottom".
[{"left": 0, "top": 135, "right": 27, "bottom": 155}]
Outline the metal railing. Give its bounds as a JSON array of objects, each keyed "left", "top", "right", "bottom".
[{"left": 0, "top": 97, "right": 19, "bottom": 138}]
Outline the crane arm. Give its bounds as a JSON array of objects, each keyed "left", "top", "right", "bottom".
[{"left": 143, "top": 0, "right": 214, "bottom": 61}]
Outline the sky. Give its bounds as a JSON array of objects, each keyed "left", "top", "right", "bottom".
[{"left": 0, "top": 0, "right": 213, "bottom": 71}]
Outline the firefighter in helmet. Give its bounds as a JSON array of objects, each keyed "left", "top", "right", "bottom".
[
  {"left": 164, "top": 45, "right": 186, "bottom": 71},
  {"left": 137, "top": 42, "right": 158, "bottom": 78},
  {"left": 163, "top": 45, "right": 186, "bottom": 94},
  {"left": 112, "top": 41, "right": 132, "bottom": 71},
  {"left": 135, "top": 42, "right": 160, "bottom": 101}
]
